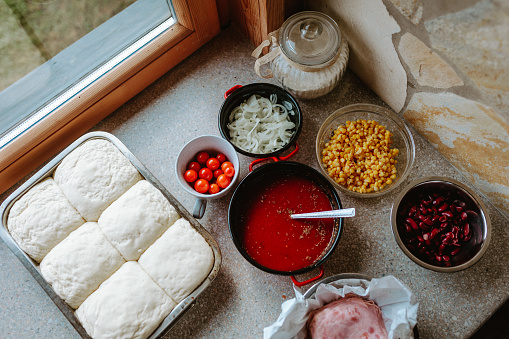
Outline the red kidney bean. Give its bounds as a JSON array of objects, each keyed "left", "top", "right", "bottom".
[
  {"left": 438, "top": 243, "right": 446, "bottom": 255},
  {"left": 463, "top": 223, "right": 470, "bottom": 236},
  {"left": 461, "top": 211, "right": 468, "bottom": 221},
  {"left": 450, "top": 248, "right": 460, "bottom": 256},
  {"left": 438, "top": 203, "right": 448, "bottom": 213},
  {"left": 405, "top": 224, "right": 412, "bottom": 233},
  {"left": 430, "top": 228, "right": 440, "bottom": 239},
  {"left": 433, "top": 196, "right": 445, "bottom": 206},
  {"left": 442, "top": 211, "right": 454, "bottom": 219},
  {"left": 407, "top": 218, "right": 419, "bottom": 230}
]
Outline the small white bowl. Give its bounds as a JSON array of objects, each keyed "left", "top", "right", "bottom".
[{"left": 175, "top": 135, "right": 240, "bottom": 218}]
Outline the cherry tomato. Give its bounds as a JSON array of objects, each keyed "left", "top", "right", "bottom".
[
  {"left": 208, "top": 183, "right": 220, "bottom": 194},
  {"left": 206, "top": 157, "right": 220, "bottom": 171},
  {"left": 194, "top": 179, "right": 209, "bottom": 193},
  {"left": 184, "top": 169, "right": 197, "bottom": 183},
  {"left": 188, "top": 161, "right": 201, "bottom": 172},
  {"left": 196, "top": 151, "right": 210, "bottom": 164},
  {"left": 199, "top": 167, "right": 213, "bottom": 181},
  {"left": 224, "top": 166, "right": 235, "bottom": 178},
  {"left": 217, "top": 153, "right": 226, "bottom": 163},
  {"left": 217, "top": 174, "right": 230, "bottom": 188},
  {"left": 221, "top": 161, "right": 234, "bottom": 171},
  {"left": 213, "top": 169, "right": 224, "bottom": 178}
]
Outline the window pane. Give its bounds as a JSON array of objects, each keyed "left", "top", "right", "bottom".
[{"left": 0, "top": 0, "right": 174, "bottom": 144}]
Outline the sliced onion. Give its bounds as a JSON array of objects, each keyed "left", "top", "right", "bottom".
[{"left": 227, "top": 94, "right": 296, "bottom": 154}]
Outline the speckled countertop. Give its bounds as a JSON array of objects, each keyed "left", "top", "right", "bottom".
[{"left": 0, "top": 27, "right": 507, "bottom": 339}]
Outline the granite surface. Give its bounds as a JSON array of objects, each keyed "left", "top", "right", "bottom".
[
  {"left": 308, "top": 0, "right": 509, "bottom": 219},
  {"left": 0, "top": 26, "right": 508, "bottom": 339}
]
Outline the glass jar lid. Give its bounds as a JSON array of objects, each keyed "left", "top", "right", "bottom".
[{"left": 279, "top": 11, "right": 341, "bottom": 67}]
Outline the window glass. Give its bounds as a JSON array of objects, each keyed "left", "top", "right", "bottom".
[{"left": 0, "top": 0, "right": 174, "bottom": 145}]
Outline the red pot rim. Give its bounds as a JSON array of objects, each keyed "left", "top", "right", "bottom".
[{"left": 228, "top": 161, "right": 344, "bottom": 277}]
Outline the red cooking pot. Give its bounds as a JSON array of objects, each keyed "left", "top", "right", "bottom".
[
  {"left": 218, "top": 83, "right": 303, "bottom": 161},
  {"left": 228, "top": 161, "right": 344, "bottom": 287}
]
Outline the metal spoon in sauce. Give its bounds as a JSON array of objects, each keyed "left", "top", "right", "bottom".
[{"left": 290, "top": 208, "right": 356, "bottom": 219}]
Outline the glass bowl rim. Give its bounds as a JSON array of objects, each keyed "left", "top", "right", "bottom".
[{"left": 315, "top": 103, "right": 416, "bottom": 198}]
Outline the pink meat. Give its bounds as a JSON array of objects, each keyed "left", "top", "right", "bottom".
[{"left": 307, "top": 295, "right": 388, "bottom": 339}]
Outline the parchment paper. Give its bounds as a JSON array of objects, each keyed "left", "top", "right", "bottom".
[{"left": 263, "top": 275, "right": 418, "bottom": 339}]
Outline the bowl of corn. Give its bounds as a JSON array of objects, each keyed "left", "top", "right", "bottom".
[{"left": 315, "top": 103, "right": 415, "bottom": 198}]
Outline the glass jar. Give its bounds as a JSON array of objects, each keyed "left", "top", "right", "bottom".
[{"left": 253, "top": 11, "right": 349, "bottom": 100}]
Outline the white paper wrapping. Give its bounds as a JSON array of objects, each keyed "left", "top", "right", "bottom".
[{"left": 263, "top": 275, "right": 418, "bottom": 339}]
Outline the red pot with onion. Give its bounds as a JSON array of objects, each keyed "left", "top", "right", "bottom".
[
  {"left": 228, "top": 161, "right": 344, "bottom": 287},
  {"left": 218, "top": 83, "right": 303, "bottom": 164}
]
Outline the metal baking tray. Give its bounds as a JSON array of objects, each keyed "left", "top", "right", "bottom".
[{"left": 0, "top": 131, "right": 222, "bottom": 339}]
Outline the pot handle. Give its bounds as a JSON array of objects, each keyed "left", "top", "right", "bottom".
[
  {"left": 249, "top": 156, "right": 279, "bottom": 172},
  {"left": 291, "top": 265, "right": 324, "bottom": 288},
  {"left": 278, "top": 143, "right": 299, "bottom": 161},
  {"left": 224, "top": 85, "right": 243, "bottom": 99}
]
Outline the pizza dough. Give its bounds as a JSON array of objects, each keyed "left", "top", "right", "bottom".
[
  {"left": 75, "top": 261, "right": 177, "bottom": 339},
  {"left": 306, "top": 295, "right": 388, "bottom": 339},
  {"left": 138, "top": 218, "right": 214, "bottom": 303},
  {"left": 40, "top": 222, "right": 125, "bottom": 309},
  {"left": 7, "top": 177, "right": 85, "bottom": 262},
  {"left": 98, "top": 180, "right": 180, "bottom": 261},
  {"left": 54, "top": 139, "right": 142, "bottom": 221}
]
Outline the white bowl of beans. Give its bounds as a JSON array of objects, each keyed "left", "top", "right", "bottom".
[
  {"left": 391, "top": 177, "right": 491, "bottom": 272},
  {"left": 315, "top": 103, "right": 415, "bottom": 198}
]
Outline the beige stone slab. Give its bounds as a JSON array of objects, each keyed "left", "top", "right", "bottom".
[
  {"left": 404, "top": 91, "right": 509, "bottom": 217},
  {"left": 388, "top": 0, "right": 423, "bottom": 25},
  {"left": 425, "top": 0, "right": 509, "bottom": 122},
  {"left": 398, "top": 32, "right": 464, "bottom": 88},
  {"left": 308, "top": 0, "right": 408, "bottom": 112}
]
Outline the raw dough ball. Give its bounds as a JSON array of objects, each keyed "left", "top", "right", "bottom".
[
  {"left": 139, "top": 218, "right": 214, "bottom": 303},
  {"left": 40, "top": 222, "right": 125, "bottom": 309},
  {"left": 98, "top": 180, "right": 179, "bottom": 261},
  {"left": 7, "top": 177, "right": 85, "bottom": 262},
  {"left": 54, "top": 139, "right": 142, "bottom": 221},
  {"left": 76, "top": 261, "right": 176, "bottom": 339}
]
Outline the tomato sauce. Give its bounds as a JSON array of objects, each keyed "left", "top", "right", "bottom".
[{"left": 238, "top": 173, "right": 335, "bottom": 272}]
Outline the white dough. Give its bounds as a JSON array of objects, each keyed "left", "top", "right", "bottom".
[
  {"left": 40, "top": 222, "right": 125, "bottom": 309},
  {"left": 54, "top": 139, "right": 142, "bottom": 221},
  {"left": 75, "top": 261, "right": 176, "bottom": 339},
  {"left": 7, "top": 177, "right": 85, "bottom": 262},
  {"left": 138, "top": 218, "right": 214, "bottom": 303},
  {"left": 98, "top": 180, "right": 180, "bottom": 261}
]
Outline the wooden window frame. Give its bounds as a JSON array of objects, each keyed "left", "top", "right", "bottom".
[{"left": 0, "top": 0, "right": 220, "bottom": 194}]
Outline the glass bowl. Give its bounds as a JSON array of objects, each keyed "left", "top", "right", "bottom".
[
  {"left": 315, "top": 103, "right": 415, "bottom": 198},
  {"left": 391, "top": 177, "right": 491, "bottom": 272}
]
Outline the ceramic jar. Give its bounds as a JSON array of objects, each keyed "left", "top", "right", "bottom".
[{"left": 253, "top": 11, "right": 349, "bottom": 100}]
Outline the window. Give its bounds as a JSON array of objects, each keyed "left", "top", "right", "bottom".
[{"left": 0, "top": 0, "right": 220, "bottom": 194}]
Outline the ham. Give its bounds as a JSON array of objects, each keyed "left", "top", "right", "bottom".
[{"left": 307, "top": 295, "right": 388, "bottom": 339}]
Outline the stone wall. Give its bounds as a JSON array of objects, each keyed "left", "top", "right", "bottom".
[{"left": 307, "top": 0, "right": 509, "bottom": 218}]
